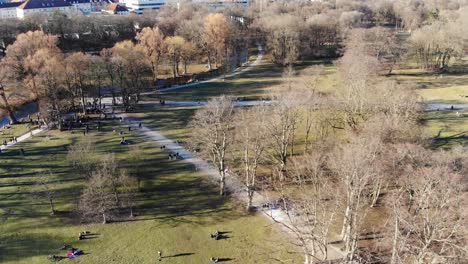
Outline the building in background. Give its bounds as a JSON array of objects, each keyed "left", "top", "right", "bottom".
[
  {"left": 119, "top": 0, "right": 164, "bottom": 12},
  {"left": 67, "top": 0, "right": 108, "bottom": 14},
  {"left": 0, "top": 1, "right": 22, "bottom": 19},
  {"left": 102, "top": 2, "right": 129, "bottom": 14},
  {"left": 16, "top": 0, "right": 73, "bottom": 18},
  {"left": 189, "top": 0, "right": 248, "bottom": 9}
]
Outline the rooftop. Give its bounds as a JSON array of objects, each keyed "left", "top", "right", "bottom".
[
  {"left": 18, "top": 0, "right": 72, "bottom": 9},
  {"left": 0, "top": 1, "right": 23, "bottom": 8},
  {"left": 104, "top": 2, "right": 127, "bottom": 12}
]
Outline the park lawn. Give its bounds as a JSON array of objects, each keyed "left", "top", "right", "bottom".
[
  {"left": 144, "top": 57, "right": 336, "bottom": 102},
  {"left": 391, "top": 61, "right": 468, "bottom": 104},
  {"left": 157, "top": 63, "right": 220, "bottom": 79},
  {"left": 135, "top": 105, "right": 195, "bottom": 144},
  {"left": 422, "top": 110, "right": 468, "bottom": 148},
  {"left": 0, "top": 119, "right": 301, "bottom": 264},
  {"left": 0, "top": 123, "right": 29, "bottom": 142}
]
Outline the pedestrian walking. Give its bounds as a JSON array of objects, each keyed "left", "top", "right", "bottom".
[{"left": 158, "top": 250, "right": 162, "bottom": 261}]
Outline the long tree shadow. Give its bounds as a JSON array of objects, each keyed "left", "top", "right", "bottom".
[
  {"left": 0, "top": 233, "right": 73, "bottom": 263},
  {"left": 431, "top": 132, "right": 468, "bottom": 149},
  {"left": 163, "top": 252, "right": 194, "bottom": 258},
  {"left": 217, "top": 257, "right": 235, "bottom": 262}
]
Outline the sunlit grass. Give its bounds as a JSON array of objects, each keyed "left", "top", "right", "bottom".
[{"left": 0, "top": 119, "right": 300, "bottom": 264}]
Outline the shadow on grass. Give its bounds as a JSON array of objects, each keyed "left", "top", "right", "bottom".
[
  {"left": 430, "top": 132, "right": 468, "bottom": 149},
  {"left": 163, "top": 252, "right": 194, "bottom": 258},
  {"left": 0, "top": 233, "right": 71, "bottom": 263},
  {"left": 217, "top": 257, "right": 235, "bottom": 262}
]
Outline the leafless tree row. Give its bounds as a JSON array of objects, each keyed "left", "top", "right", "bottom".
[{"left": 189, "top": 26, "right": 467, "bottom": 262}]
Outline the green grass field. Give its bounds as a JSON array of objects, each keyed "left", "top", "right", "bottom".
[
  {"left": 144, "top": 57, "right": 335, "bottom": 102},
  {"left": 0, "top": 123, "right": 29, "bottom": 142},
  {"left": 392, "top": 68, "right": 468, "bottom": 104},
  {"left": 422, "top": 110, "right": 468, "bottom": 148},
  {"left": 391, "top": 60, "right": 468, "bottom": 146},
  {"left": 0, "top": 119, "right": 301, "bottom": 264}
]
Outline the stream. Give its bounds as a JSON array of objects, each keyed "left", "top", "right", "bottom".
[{"left": 0, "top": 102, "right": 38, "bottom": 126}]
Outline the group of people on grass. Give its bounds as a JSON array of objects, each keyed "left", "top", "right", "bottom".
[{"left": 155, "top": 230, "right": 226, "bottom": 263}]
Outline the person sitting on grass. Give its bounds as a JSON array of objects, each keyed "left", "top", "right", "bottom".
[
  {"left": 210, "top": 230, "right": 221, "bottom": 240},
  {"left": 120, "top": 137, "right": 129, "bottom": 145}
]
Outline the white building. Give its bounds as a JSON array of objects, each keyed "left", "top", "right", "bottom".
[
  {"left": 16, "top": 0, "right": 74, "bottom": 19},
  {"left": 120, "top": 0, "right": 164, "bottom": 12},
  {"left": 0, "top": 2, "right": 22, "bottom": 19},
  {"left": 67, "top": 0, "right": 107, "bottom": 14},
  {"left": 190, "top": 0, "right": 248, "bottom": 9}
]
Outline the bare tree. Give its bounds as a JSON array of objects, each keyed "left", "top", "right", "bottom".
[
  {"left": 331, "top": 134, "right": 381, "bottom": 261},
  {"left": 78, "top": 168, "right": 118, "bottom": 224},
  {"left": 67, "top": 137, "right": 97, "bottom": 178},
  {"left": 259, "top": 14, "right": 302, "bottom": 65},
  {"left": 111, "top": 41, "right": 149, "bottom": 109},
  {"left": 129, "top": 145, "right": 144, "bottom": 191},
  {"left": 190, "top": 95, "right": 235, "bottom": 196},
  {"left": 119, "top": 173, "right": 138, "bottom": 218},
  {"left": 64, "top": 52, "right": 92, "bottom": 114},
  {"left": 267, "top": 87, "right": 301, "bottom": 181},
  {"left": 390, "top": 164, "right": 467, "bottom": 263},
  {"left": 410, "top": 20, "right": 465, "bottom": 71},
  {"left": 100, "top": 48, "right": 118, "bottom": 105},
  {"left": 271, "top": 152, "right": 340, "bottom": 264},
  {"left": 164, "top": 36, "right": 186, "bottom": 79},
  {"left": 100, "top": 153, "right": 120, "bottom": 203},
  {"left": 34, "top": 171, "right": 58, "bottom": 216},
  {"left": 297, "top": 66, "right": 326, "bottom": 154},
  {"left": 234, "top": 105, "right": 269, "bottom": 211}
]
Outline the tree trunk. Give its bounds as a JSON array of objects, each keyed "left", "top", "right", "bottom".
[
  {"left": 49, "top": 198, "right": 56, "bottom": 215},
  {"left": 219, "top": 170, "right": 226, "bottom": 196},
  {"left": 0, "top": 87, "right": 17, "bottom": 124},
  {"left": 371, "top": 180, "right": 382, "bottom": 207},
  {"left": 341, "top": 204, "right": 351, "bottom": 241},
  {"left": 207, "top": 52, "right": 212, "bottom": 71},
  {"left": 304, "top": 248, "right": 311, "bottom": 264},
  {"left": 247, "top": 188, "right": 254, "bottom": 211},
  {"left": 81, "top": 89, "right": 86, "bottom": 115},
  {"left": 390, "top": 213, "right": 399, "bottom": 264},
  {"left": 102, "top": 213, "right": 107, "bottom": 224}
]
